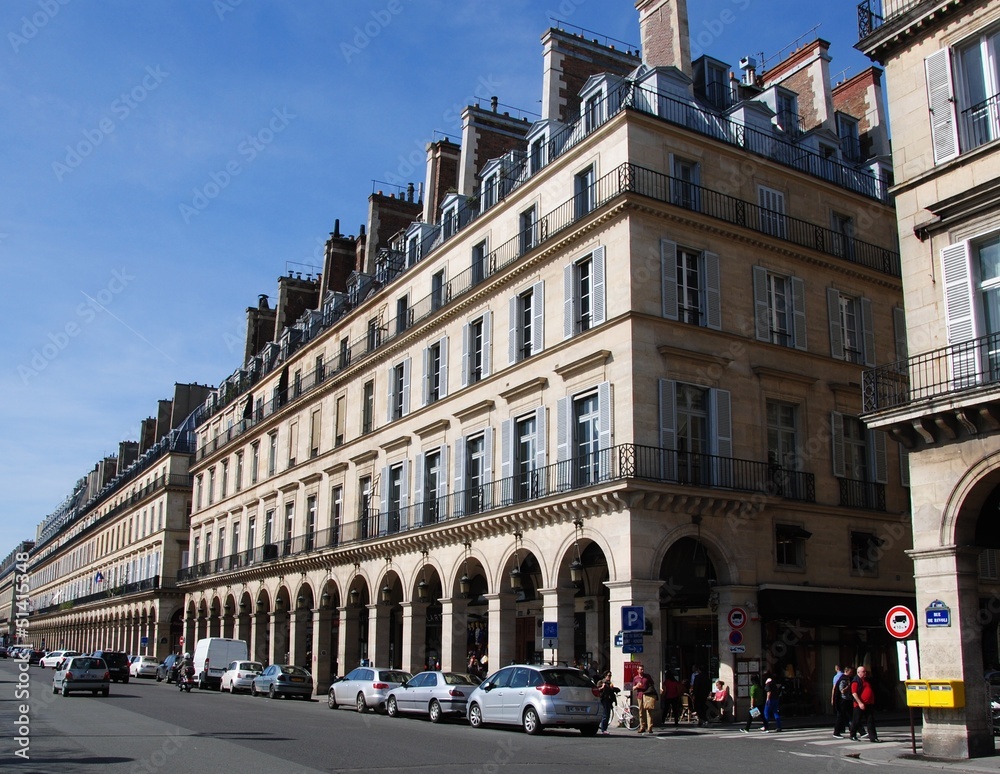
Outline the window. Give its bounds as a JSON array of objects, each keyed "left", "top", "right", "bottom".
[
  {"left": 584, "top": 93, "right": 601, "bottom": 132},
  {"left": 827, "top": 289, "right": 875, "bottom": 365},
  {"left": 358, "top": 476, "right": 373, "bottom": 540},
  {"left": 574, "top": 165, "right": 595, "bottom": 219},
  {"left": 381, "top": 462, "right": 407, "bottom": 534},
  {"left": 980, "top": 548, "right": 999, "bottom": 580},
  {"left": 366, "top": 318, "right": 380, "bottom": 353},
  {"left": 267, "top": 432, "right": 278, "bottom": 476},
  {"left": 207, "top": 467, "right": 215, "bottom": 505},
  {"left": 204, "top": 531, "right": 212, "bottom": 565},
  {"left": 500, "top": 407, "right": 546, "bottom": 503},
  {"left": 396, "top": 294, "right": 410, "bottom": 335},
  {"left": 339, "top": 336, "right": 350, "bottom": 369},
  {"left": 454, "top": 430, "right": 493, "bottom": 517},
  {"left": 837, "top": 113, "right": 861, "bottom": 161},
  {"left": 315, "top": 354, "right": 325, "bottom": 382},
  {"left": 472, "top": 240, "right": 487, "bottom": 286},
  {"left": 423, "top": 337, "right": 448, "bottom": 405},
  {"left": 831, "top": 213, "right": 856, "bottom": 262},
  {"left": 283, "top": 502, "right": 294, "bottom": 555},
  {"left": 406, "top": 235, "right": 419, "bottom": 267},
  {"left": 192, "top": 536, "right": 200, "bottom": 566},
  {"left": 310, "top": 408, "right": 322, "bottom": 458},
  {"left": 362, "top": 380, "right": 375, "bottom": 434},
  {"left": 775, "top": 91, "right": 799, "bottom": 134},
  {"left": 235, "top": 452, "right": 243, "bottom": 493},
  {"left": 442, "top": 207, "right": 457, "bottom": 239},
  {"left": 416, "top": 448, "right": 446, "bottom": 525},
  {"left": 263, "top": 509, "right": 274, "bottom": 546},
  {"left": 753, "top": 267, "right": 806, "bottom": 349},
  {"left": 520, "top": 206, "right": 537, "bottom": 255},
  {"left": 287, "top": 421, "right": 298, "bottom": 467},
  {"left": 955, "top": 28, "right": 1000, "bottom": 151},
  {"left": 661, "top": 242, "right": 720, "bottom": 329},
  {"left": 335, "top": 395, "right": 347, "bottom": 446},
  {"left": 330, "top": 486, "right": 343, "bottom": 546},
  {"left": 293, "top": 369, "right": 302, "bottom": 398},
  {"left": 431, "top": 269, "right": 446, "bottom": 311},
  {"left": 831, "top": 412, "right": 888, "bottom": 509},
  {"left": 658, "top": 380, "right": 732, "bottom": 486},
  {"left": 461, "top": 312, "right": 492, "bottom": 386},
  {"left": 757, "top": 185, "right": 787, "bottom": 239},
  {"left": 703, "top": 61, "right": 729, "bottom": 109},
  {"left": 767, "top": 401, "right": 804, "bottom": 497},
  {"left": 387, "top": 358, "right": 411, "bottom": 421},
  {"left": 941, "top": 235, "right": 1000, "bottom": 384},
  {"left": 305, "top": 495, "right": 317, "bottom": 551},
  {"left": 231, "top": 521, "right": 240, "bottom": 556},
  {"left": 509, "top": 282, "right": 543, "bottom": 363},
  {"left": 671, "top": 156, "right": 700, "bottom": 210},
  {"left": 775, "top": 524, "right": 809, "bottom": 568},
  {"left": 220, "top": 460, "right": 228, "bottom": 499},
  {"left": 482, "top": 173, "right": 498, "bottom": 210},
  {"left": 250, "top": 443, "right": 259, "bottom": 484},
  {"left": 195, "top": 474, "right": 203, "bottom": 510},
  {"left": 850, "top": 531, "right": 881, "bottom": 576},
  {"left": 529, "top": 136, "right": 546, "bottom": 174},
  {"left": 216, "top": 526, "right": 225, "bottom": 561},
  {"left": 565, "top": 247, "right": 607, "bottom": 337},
  {"left": 557, "top": 382, "right": 612, "bottom": 487}
]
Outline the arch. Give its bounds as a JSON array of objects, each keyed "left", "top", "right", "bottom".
[
  {"left": 648, "top": 521, "right": 741, "bottom": 586},
  {"left": 940, "top": 449, "right": 1000, "bottom": 546}
]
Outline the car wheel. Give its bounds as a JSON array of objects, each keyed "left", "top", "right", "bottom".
[
  {"left": 328, "top": 690, "right": 337, "bottom": 710},
  {"left": 579, "top": 724, "right": 599, "bottom": 736},
  {"left": 468, "top": 702, "right": 484, "bottom": 729},
  {"left": 122, "top": 677, "right": 129, "bottom": 684},
  {"left": 523, "top": 706, "right": 542, "bottom": 735},
  {"left": 268, "top": 685, "right": 276, "bottom": 700},
  {"left": 356, "top": 693, "right": 367, "bottom": 713},
  {"left": 429, "top": 699, "right": 442, "bottom": 723},
  {"left": 61, "top": 684, "right": 70, "bottom": 697},
  {"left": 103, "top": 688, "right": 110, "bottom": 697},
  {"left": 387, "top": 696, "right": 398, "bottom": 717},
  {"left": 92, "top": 690, "right": 99, "bottom": 696},
  {"left": 156, "top": 674, "right": 163, "bottom": 682},
  {"left": 251, "top": 682, "right": 258, "bottom": 697},
  {"left": 52, "top": 684, "right": 59, "bottom": 695}
]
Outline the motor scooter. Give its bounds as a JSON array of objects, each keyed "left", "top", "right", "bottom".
[{"left": 178, "top": 664, "right": 195, "bottom": 692}]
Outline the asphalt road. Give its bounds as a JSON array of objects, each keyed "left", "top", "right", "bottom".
[{"left": 0, "top": 660, "right": 956, "bottom": 774}]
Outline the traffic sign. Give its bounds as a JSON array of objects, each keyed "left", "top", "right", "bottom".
[
  {"left": 179, "top": 636, "right": 184, "bottom": 647},
  {"left": 140, "top": 636, "right": 148, "bottom": 646},
  {"left": 729, "top": 645, "right": 746, "bottom": 653},
  {"left": 728, "top": 630, "right": 743, "bottom": 646},
  {"left": 622, "top": 632, "right": 643, "bottom": 645},
  {"left": 623, "top": 644, "right": 644, "bottom": 654},
  {"left": 543, "top": 621, "right": 558, "bottom": 639},
  {"left": 885, "top": 605, "right": 916, "bottom": 639},
  {"left": 727, "top": 607, "right": 747, "bottom": 629},
  {"left": 925, "top": 600, "right": 951, "bottom": 628},
  {"left": 614, "top": 633, "right": 623, "bottom": 647},
  {"left": 622, "top": 606, "right": 645, "bottom": 632}
]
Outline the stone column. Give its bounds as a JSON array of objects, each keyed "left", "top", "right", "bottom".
[
  {"left": 338, "top": 605, "right": 361, "bottom": 673},
  {"left": 400, "top": 601, "right": 429, "bottom": 673},
  {"left": 367, "top": 603, "right": 392, "bottom": 666},
  {"left": 440, "top": 597, "right": 469, "bottom": 672},
  {"left": 605, "top": 579, "right": 664, "bottom": 688},
  {"left": 288, "top": 608, "right": 310, "bottom": 667},
  {"left": 250, "top": 611, "right": 268, "bottom": 664},
  {"left": 312, "top": 608, "right": 335, "bottom": 693},
  {"left": 539, "top": 587, "right": 576, "bottom": 665},
  {"left": 713, "top": 585, "right": 758, "bottom": 713},
  {"left": 485, "top": 592, "right": 516, "bottom": 671}
]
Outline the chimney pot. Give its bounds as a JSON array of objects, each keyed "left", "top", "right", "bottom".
[{"left": 491, "top": 96, "right": 498, "bottom": 112}]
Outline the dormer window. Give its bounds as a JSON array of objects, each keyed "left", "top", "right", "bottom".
[
  {"left": 442, "top": 206, "right": 457, "bottom": 239},
  {"left": 776, "top": 91, "right": 799, "bottom": 134},
  {"left": 482, "top": 173, "right": 498, "bottom": 211},
  {"left": 837, "top": 113, "right": 861, "bottom": 162},
  {"left": 406, "top": 235, "right": 419, "bottom": 266},
  {"left": 529, "top": 136, "right": 546, "bottom": 174},
  {"left": 584, "top": 93, "right": 602, "bottom": 132}
]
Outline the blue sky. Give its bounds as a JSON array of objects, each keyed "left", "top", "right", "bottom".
[{"left": 0, "top": 0, "right": 873, "bottom": 561}]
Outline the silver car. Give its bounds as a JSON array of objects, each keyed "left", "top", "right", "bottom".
[
  {"left": 386, "top": 671, "right": 481, "bottom": 722},
  {"left": 52, "top": 656, "right": 110, "bottom": 697},
  {"left": 328, "top": 666, "right": 411, "bottom": 712},
  {"left": 466, "top": 665, "right": 601, "bottom": 735}
]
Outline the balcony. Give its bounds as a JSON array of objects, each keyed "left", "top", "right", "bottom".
[
  {"left": 961, "top": 92, "right": 1000, "bottom": 154},
  {"left": 839, "top": 477, "right": 886, "bottom": 511},
  {"left": 178, "top": 444, "right": 814, "bottom": 583},
  {"left": 31, "top": 575, "right": 162, "bottom": 616},
  {"left": 857, "top": 0, "right": 929, "bottom": 39}
]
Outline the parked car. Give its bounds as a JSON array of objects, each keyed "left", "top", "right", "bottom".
[
  {"left": 92, "top": 650, "right": 130, "bottom": 683},
  {"left": 251, "top": 664, "right": 313, "bottom": 699},
  {"left": 40, "top": 650, "right": 80, "bottom": 669},
  {"left": 0, "top": 646, "right": 8, "bottom": 658},
  {"left": 466, "top": 665, "right": 601, "bottom": 735},
  {"left": 220, "top": 660, "right": 264, "bottom": 693},
  {"left": 156, "top": 653, "right": 181, "bottom": 683},
  {"left": 52, "top": 656, "right": 110, "bottom": 697},
  {"left": 192, "top": 637, "right": 249, "bottom": 690},
  {"left": 130, "top": 655, "right": 159, "bottom": 678},
  {"left": 27, "top": 650, "right": 45, "bottom": 665},
  {"left": 328, "top": 666, "right": 411, "bottom": 712},
  {"left": 386, "top": 671, "right": 481, "bottom": 722}
]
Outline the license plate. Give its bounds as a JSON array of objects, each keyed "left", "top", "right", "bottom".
[
  {"left": 566, "top": 705, "right": 589, "bottom": 713},
  {"left": 290, "top": 677, "right": 304, "bottom": 682}
]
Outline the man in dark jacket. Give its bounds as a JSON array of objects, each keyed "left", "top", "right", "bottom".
[{"left": 691, "top": 665, "right": 711, "bottom": 726}]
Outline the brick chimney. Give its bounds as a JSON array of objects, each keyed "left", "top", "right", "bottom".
[{"left": 636, "top": 0, "right": 690, "bottom": 75}]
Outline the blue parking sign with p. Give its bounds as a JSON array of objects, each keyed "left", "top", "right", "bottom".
[{"left": 622, "top": 606, "right": 645, "bottom": 632}]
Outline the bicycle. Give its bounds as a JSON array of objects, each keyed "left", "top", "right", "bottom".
[{"left": 609, "top": 694, "right": 641, "bottom": 731}]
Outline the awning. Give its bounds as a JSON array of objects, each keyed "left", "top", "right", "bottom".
[{"left": 758, "top": 589, "right": 916, "bottom": 628}]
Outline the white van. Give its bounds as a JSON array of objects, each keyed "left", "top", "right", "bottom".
[{"left": 192, "top": 637, "right": 248, "bottom": 690}]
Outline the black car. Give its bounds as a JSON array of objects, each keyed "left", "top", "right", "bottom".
[
  {"left": 156, "top": 653, "right": 181, "bottom": 684},
  {"left": 92, "top": 650, "right": 130, "bottom": 683},
  {"left": 28, "top": 650, "right": 45, "bottom": 665}
]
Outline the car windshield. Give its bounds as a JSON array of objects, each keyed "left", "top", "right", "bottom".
[
  {"left": 540, "top": 669, "right": 594, "bottom": 687},
  {"left": 280, "top": 666, "right": 310, "bottom": 676},
  {"left": 379, "top": 671, "right": 410, "bottom": 683},
  {"left": 443, "top": 673, "right": 478, "bottom": 685}
]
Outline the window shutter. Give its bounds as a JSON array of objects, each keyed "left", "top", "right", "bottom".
[
  {"left": 453, "top": 437, "right": 466, "bottom": 517},
  {"left": 893, "top": 307, "right": 908, "bottom": 362},
  {"left": 869, "top": 429, "right": 888, "bottom": 484},
  {"left": 662, "top": 240, "right": 679, "bottom": 320},
  {"left": 753, "top": 266, "right": 770, "bottom": 340},
  {"left": 483, "top": 427, "right": 494, "bottom": 488},
  {"left": 791, "top": 276, "right": 807, "bottom": 350},
  {"left": 422, "top": 346, "right": 430, "bottom": 407},
  {"left": 899, "top": 445, "right": 910, "bottom": 488},
  {"left": 827, "top": 288, "right": 845, "bottom": 360},
  {"left": 556, "top": 396, "right": 570, "bottom": 465},
  {"left": 659, "top": 379, "right": 677, "bottom": 479},
  {"left": 703, "top": 251, "right": 721, "bottom": 330},
  {"left": 401, "top": 357, "right": 411, "bottom": 416},
  {"left": 413, "top": 454, "right": 425, "bottom": 521},
  {"left": 508, "top": 296, "right": 518, "bottom": 365},
  {"left": 535, "top": 405, "right": 547, "bottom": 497},
  {"left": 924, "top": 48, "right": 959, "bottom": 165},
  {"left": 386, "top": 365, "right": 394, "bottom": 424},
  {"left": 532, "top": 280, "right": 545, "bottom": 354},
  {"left": 981, "top": 548, "right": 999, "bottom": 580},
  {"left": 439, "top": 336, "right": 449, "bottom": 398},
  {"left": 860, "top": 297, "right": 876, "bottom": 367},
  {"left": 597, "top": 380, "right": 612, "bottom": 450},
  {"left": 592, "top": 246, "right": 606, "bottom": 325},
  {"left": 380, "top": 465, "right": 390, "bottom": 534},
  {"left": 461, "top": 323, "right": 470, "bottom": 388},
  {"left": 500, "top": 418, "right": 513, "bottom": 489},
  {"left": 482, "top": 311, "right": 492, "bottom": 378},
  {"left": 830, "top": 412, "right": 845, "bottom": 478},
  {"left": 711, "top": 389, "right": 732, "bottom": 458},
  {"left": 564, "top": 263, "right": 576, "bottom": 338},
  {"left": 438, "top": 444, "right": 449, "bottom": 503},
  {"left": 941, "top": 241, "right": 979, "bottom": 384},
  {"left": 399, "top": 459, "right": 410, "bottom": 529}
]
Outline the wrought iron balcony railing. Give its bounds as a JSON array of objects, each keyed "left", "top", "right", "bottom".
[
  {"left": 857, "top": 0, "right": 928, "bottom": 39},
  {"left": 961, "top": 92, "right": 1000, "bottom": 153},
  {"left": 863, "top": 332, "right": 1000, "bottom": 413},
  {"left": 31, "top": 576, "right": 162, "bottom": 616},
  {"left": 178, "top": 444, "right": 815, "bottom": 583},
  {"left": 839, "top": 478, "right": 886, "bottom": 511}
]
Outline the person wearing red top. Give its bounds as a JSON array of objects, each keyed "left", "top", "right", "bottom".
[
  {"left": 661, "top": 673, "right": 683, "bottom": 727},
  {"left": 849, "top": 666, "right": 880, "bottom": 742}
]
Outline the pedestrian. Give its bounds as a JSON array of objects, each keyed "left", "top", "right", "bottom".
[
  {"left": 764, "top": 676, "right": 783, "bottom": 731},
  {"left": 691, "top": 664, "right": 710, "bottom": 726},
  {"left": 850, "top": 666, "right": 880, "bottom": 742},
  {"left": 831, "top": 663, "right": 843, "bottom": 714},
  {"left": 597, "top": 670, "right": 619, "bottom": 735},
  {"left": 740, "top": 674, "right": 769, "bottom": 733},
  {"left": 632, "top": 664, "right": 657, "bottom": 734},
  {"left": 833, "top": 666, "right": 854, "bottom": 737},
  {"left": 661, "top": 671, "right": 683, "bottom": 727}
]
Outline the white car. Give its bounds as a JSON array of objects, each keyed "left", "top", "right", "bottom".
[
  {"left": 40, "top": 650, "right": 80, "bottom": 669},
  {"left": 130, "top": 655, "right": 159, "bottom": 678},
  {"left": 220, "top": 660, "right": 264, "bottom": 693}
]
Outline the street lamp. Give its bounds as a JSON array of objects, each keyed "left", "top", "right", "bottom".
[
  {"left": 510, "top": 530, "right": 523, "bottom": 590},
  {"left": 570, "top": 519, "right": 584, "bottom": 585}
]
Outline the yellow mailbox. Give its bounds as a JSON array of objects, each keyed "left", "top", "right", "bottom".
[
  {"left": 927, "top": 680, "right": 965, "bottom": 708},
  {"left": 905, "top": 680, "right": 930, "bottom": 707}
]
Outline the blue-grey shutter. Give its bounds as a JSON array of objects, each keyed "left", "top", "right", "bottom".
[
  {"left": 439, "top": 336, "right": 449, "bottom": 399},
  {"left": 662, "top": 240, "right": 679, "bottom": 320},
  {"left": 791, "top": 276, "right": 807, "bottom": 350},
  {"left": 592, "top": 247, "right": 606, "bottom": 325},
  {"left": 438, "top": 443, "right": 449, "bottom": 505},
  {"left": 860, "top": 297, "right": 875, "bottom": 367},
  {"left": 401, "top": 357, "right": 411, "bottom": 416},
  {"left": 564, "top": 263, "right": 575, "bottom": 338},
  {"left": 380, "top": 465, "right": 390, "bottom": 535},
  {"left": 421, "top": 346, "right": 430, "bottom": 407},
  {"left": 399, "top": 459, "right": 410, "bottom": 529},
  {"left": 830, "top": 412, "right": 845, "bottom": 478},
  {"left": 925, "top": 48, "right": 959, "bottom": 165},
  {"left": 453, "top": 437, "right": 466, "bottom": 518},
  {"left": 532, "top": 281, "right": 545, "bottom": 353},
  {"left": 461, "top": 323, "right": 470, "bottom": 388},
  {"left": 598, "top": 381, "right": 612, "bottom": 478},
  {"left": 827, "top": 288, "right": 844, "bottom": 360},
  {"left": 869, "top": 430, "right": 888, "bottom": 485},
  {"left": 483, "top": 427, "right": 494, "bottom": 509},
  {"left": 535, "top": 405, "right": 548, "bottom": 497},
  {"left": 556, "top": 396, "right": 570, "bottom": 490},
  {"left": 753, "top": 266, "right": 769, "bottom": 341},
  {"left": 413, "top": 454, "right": 425, "bottom": 523},
  {"left": 941, "top": 242, "right": 978, "bottom": 384},
  {"left": 500, "top": 418, "right": 513, "bottom": 505},
  {"left": 703, "top": 251, "right": 721, "bottom": 330},
  {"left": 386, "top": 365, "right": 394, "bottom": 424},
  {"left": 482, "top": 311, "right": 492, "bottom": 378},
  {"left": 508, "top": 296, "right": 518, "bottom": 365}
]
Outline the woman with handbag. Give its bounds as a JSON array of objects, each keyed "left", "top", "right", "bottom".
[
  {"left": 741, "top": 674, "right": 769, "bottom": 733},
  {"left": 632, "top": 665, "right": 657, "bottom": 734}
]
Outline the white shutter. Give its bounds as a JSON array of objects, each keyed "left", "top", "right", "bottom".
[
  {"left": 592, "top": 247, "right": 606, "bottom": 325},
  {"left": 860, "top": 297, "right": 876, "bottom": 367},
  {"left": 386, "top": 365, "right": 394, "bottom": 424},
  {"left": 453, "top": 437, "right": 466, "bottom": 517},
  {"left": 556, "top": 396, "right": 571, "bottom": 473},
  {"left": 869, "top": 429, "right": 888, "bottom": 485},
  {"left": 532, "top": 281, "right": 545, "bottom": 354},
  {"left": 439, "top": 336, "right": 449, "bottom": 399},
  {"left": 827, "top": 288, "right": 845, "bottom": 360},
  {"left": 461, "top": 323, "right": 470, "bottom": 388},
  {"left": 597, "top": 380, "right": 612, "bottom": 450},
  {"left": 662, "top": 239, "right": 679, "bottom": 320},
  {"left": 659, "top": 379, "right": 677, "bottom": 480},
  {"left": 941, "top": 241, "right": 980, "bottom": 384},
  {"left": 483, "top": 427, "right": 494, "bottom": 492},
  {"left": 899, "top": 445, "right": 910, "bottom": 488},
  {"left": 413, "top": 453, "right": 425, "bottom": 522},
  {"left": 508, "top": 296, "right": 518, "bottom": 365},
  {"left": 830, "top": 412, "right": 845, "bottom": 478},
  {"left": 564, "top": 263, "right": 576, "bottom": 338},
  {"left": 753, "top": 266, "right": 770, "bottom": 341},
  {"left": 791, "top": 276, "right": 807, "bottom": 350},
  {"left": 703, "top": 251, "right": 721, "bottom": 330},
  {"left": 482, "top": 311, "right": 492, "bottom": 378},
  {"left": 893, "top": 307, "right": 908, "bottom": 362},
  {"left": 401, "top": 357, "right": 411, "bottom": 416},
  {"left": 500, "top": 418, "right": 513, "bottom": 504},
  {"left": 535, "top": 406, "right": 547, "bottom": 497},
  {"left": 380, "top": 465, "right": 390, "bottom": 534},
  {"left": 925, "top": 48, "right": 959, "bottom": 165},
  {"left": 438, "top": 443, "right": 449, "bottom": 502},
  {"left": 399, "top": 459, "right": 410, "bottom": 529},
  {"left": 422, "top": 346, "right": 430, "bottom": 407}
]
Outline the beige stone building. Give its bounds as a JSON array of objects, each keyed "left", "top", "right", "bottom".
[
  {"left": 178, "top": 0, "right": 911, "bottom": 716},
  {"left": 859, "top": 0, "right": 1000, "bottom": 759},
  {"left": 0, "top": 542, "right": 34, "bottom": 648},
  {"left": 24, "top": 383, "right": 210, "bottom": 660}
]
